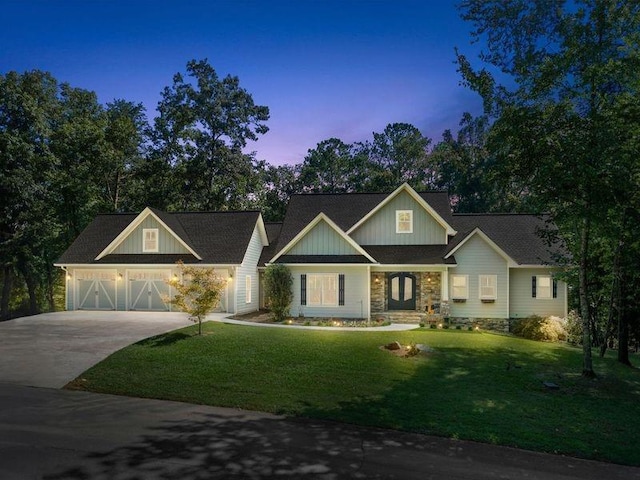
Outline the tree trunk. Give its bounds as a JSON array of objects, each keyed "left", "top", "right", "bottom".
[
  {"left": 579, "top": 215, "right": 596, "bottom": 377},
  {"left": 24, "top": 271, "right": 39, "bottom": 316},
  {"left": 1, "top": 266, "right": 12, "bottom": 320}
]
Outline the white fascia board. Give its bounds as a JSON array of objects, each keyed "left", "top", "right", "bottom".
[
  {"left": 94, "top": 207, "right": 202, "bottom": 261},
  {"left": 265, "top": 263, "right": 374, "bottom": 268},
  {"left": 346, "top": 183, "right": 457, "bottom": 236},
  {"left": 269, "top": 213, "right": 377, "bottom": 264},
  {"left": 58, "top": 263, "right": 239, "bottom": 268},
  {"left": 445, "top": 228, "right": 517, "bottom": 267},
  {"left": 256, "top": 214, "right": 269, "bottom": 246},
  {"left": 370, "top": 264, "right": 455, "bottom": 270}
]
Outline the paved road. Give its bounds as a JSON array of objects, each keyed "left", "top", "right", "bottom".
[
  {"left": 0, "top": 311, "right": 193, "bottom": 388},
  {"left": 0, "top": 384, "right": 637, "bottom": 480}
]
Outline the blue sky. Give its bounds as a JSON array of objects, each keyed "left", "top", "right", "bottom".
[{"left": 1, "top": 0, "right": 484, "bottom": 165}]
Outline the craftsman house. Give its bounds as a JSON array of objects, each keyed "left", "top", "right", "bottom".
[{"left": 56, "top": 184, "right": 567, "bottom": 325}]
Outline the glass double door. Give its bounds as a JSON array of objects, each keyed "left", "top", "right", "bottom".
[{"left": 388, "top": 273, "right": 416, "bottom": 310}]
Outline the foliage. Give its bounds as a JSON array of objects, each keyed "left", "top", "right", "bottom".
[
  {"left": 75, "top": 324, "right": 640, "bottom": 465},
  {"left": 166, "top": 262, "right": 225, "bottom": 335},
  {"left": 263, "top": 264, "right": 293, "bottom": 322},
  {"left": 511, "top": 315, "right": 568, "bottom": 343},
  {"left": 456, "top": 0, "right": 640, "bottom": 374}
]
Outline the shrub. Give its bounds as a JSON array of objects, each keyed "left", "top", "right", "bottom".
[
  {"left": 564, "top": 310, "right": 583, "bottom": 345},
  {"left": 263, "top": 264, "right": 293, "bottom": 322},
  {"left": 512, "top": 315, "right": 568, "bottom": 342}
]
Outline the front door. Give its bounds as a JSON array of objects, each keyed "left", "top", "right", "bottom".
[{"left": 388, "top": 273, "right": 416, "bottom": 310}]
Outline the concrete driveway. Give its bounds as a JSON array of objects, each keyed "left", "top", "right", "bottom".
[{"left": 0, "top": 311, "right": 194, "bottom": 388}]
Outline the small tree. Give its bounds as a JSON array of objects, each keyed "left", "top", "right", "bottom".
[
  {"left": 263, "top": 264, "right": 293, "bottom": 322},
  {"left": 166, "top": 262, "right": 225, "bottom": 335}
]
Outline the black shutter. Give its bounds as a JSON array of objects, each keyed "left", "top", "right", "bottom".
[
  {"left": 532, "top": 276, "right": 537, "bottom": 298},
  {"left": 553, "top": 279, "right": 558, "bottom": 298},
  {"left": 301, "top": 274, "right": 307, "bottom": 305},
  {"left": 338, "top": 274, "right": 345, "bottom": 306}
]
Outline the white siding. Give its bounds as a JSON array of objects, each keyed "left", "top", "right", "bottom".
[
  {"left": 351, "top": 191, "right": 447, "bottom": 245},
  {"left": 112, "top": 216, "right": 190, "bottom": 254},
  {"left": 288, "top": 220, "right": 358, "bottom": 255},
  {"left": 509, "top": 268, "right": 567, "bottom": 318},
  {"left": 235, "top": 224, "right": 264, "bottom": 315},
  {"left": 448, "top": 235, "right": 509, "bottom": 318},
  {"left": 288, "top": 265, "right": 369, "bottom": 319}
]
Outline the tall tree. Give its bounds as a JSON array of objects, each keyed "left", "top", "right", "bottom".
[
  {"left": 298, "top": 138, "right": 370, "bottom": 193},
  {"left": 457, "top": 0, "right": 640, "bottom": 375},
  {"left": 365, "top": 123, "right": 432, "bottom": 191},
  {"left": 151, "top": 59, "right": 269, "bottom": 211},
  {"left": 0, "top": 70, "right": 60, "bottom": 316}
]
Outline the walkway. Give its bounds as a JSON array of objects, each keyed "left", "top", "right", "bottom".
[{"left": 207, "top": 314, "right": 420, "bottom": 332}]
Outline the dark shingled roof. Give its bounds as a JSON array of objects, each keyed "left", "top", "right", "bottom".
[
  {"left": 276, "top": 255, "right": 373, "bottom": 264},
  {"left": 362, "top": 245, "right": 456, "bottom": 265},
  {"left": 57, "top": 210, "right": 262, "bottom": 265},
  {"left": 447, "top": 214, "right": 563, "bottom": 265},
  {"left": 263, "top": 191, "right": 454, "bottom": 266}
]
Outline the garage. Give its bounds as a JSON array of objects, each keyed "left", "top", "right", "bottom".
[
  {"left": 127, "top": 270, "right": 171, "bottom": 311},
  {"left": 76, "top": 270, "right": 117, "bottom": 310}
]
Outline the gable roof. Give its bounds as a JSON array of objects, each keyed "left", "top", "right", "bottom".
[
  {"left": 269, "top": 213, "right": 377, "bottom": 264},
  {"left": 347, "top": 183, "right": 457, "bottom": 236},
  {"left": 265, "top": 188, "right": 454, "bottom": 264},
  {"left": 95, "top": 207, "right": 202, "bottom": 260},
  {"left": 57, "top": 210, "right": 265, "bottom": 265},
  {"left": 447, "top": 214, "right": 564, "bottom": 265}
]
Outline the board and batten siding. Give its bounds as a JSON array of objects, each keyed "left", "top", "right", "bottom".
[
  {"left": 287, "top": 265, "right": 369, "bottom": 319},
  {"left": 112, "top": 216, "right": 190, "bottom": 254},
  {"left": 448, "top": 235, "right": 509, "bottom": 318},
  {"left": 288, "top": 220, "right": 359, "bottom": 255},
  {"left": 509, "top": 268, "right": 567, "bottom": 318},
  {"left": 234, "top": 224, "right": 264, "bottom": 315},
  {"left": 350, "top": 191, "right": 447, "bottom": 245}
]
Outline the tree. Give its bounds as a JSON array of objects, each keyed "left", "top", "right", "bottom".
[
  {"left": 263, "top": 264, "right": 293, "bottom": 322},
  {"left": 151, "top": 59, "right": 270, "bottom": 211},
  {"left": 166, "top": 262, "right": 226, "bottom": 335},
  {"left": 365, "top": 123, "right": 432, "bottom": 191},
  {"left": 298, "top": 138, "right": 370, "bottom": 193},
  {"left": 457, "top": 0, "right": 640, "bottom": 376}
]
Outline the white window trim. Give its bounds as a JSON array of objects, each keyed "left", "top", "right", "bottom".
[
  {"left": 142, "top": 228, "right": 159, "bottom": 253},
  {"left": 245, "top": 275, "right": 252, "bottom": 304},
  {"left": 478, "top": 275, "right": 497, "bottom": 300},
  {"left": 451, "top": 274, "right": 469, "bottom": 300},
  {"left": 395, "top": 210, "right": 413, "bottom": 234},
  {"left": 307, "top": 273, "right": 338, "bottom": 307},
  {"left": 537, "top": 275, "right": 552, "bottom": 299}
]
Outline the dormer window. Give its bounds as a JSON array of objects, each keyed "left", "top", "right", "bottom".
[
  {"left": 143, "top": 228, "right": 159, "bottom": 252},
  {"left": 396, "top": 210, "right": 413, "bottom": 233}
]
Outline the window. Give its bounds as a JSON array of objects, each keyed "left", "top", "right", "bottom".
[
  {"left": 396, "top": 210, "right": 413, "bottom": 233},
  {"left": 308, "top": 274, "right": 338, "bottom": 306},
  {"left": 143, "top": 228, "right": 158, "bottom": 252},
  {"left": 245, "top": 275, "right": 252, "bottom": 303},
  {"left": 451, "top": 275, "right": 468, "bottom": 300},
  {"left": 479, "top": 275, "right": 497, "bottom": 300},
  {"left": 535, "top": 276, "right": 552, "bottom": 299}
]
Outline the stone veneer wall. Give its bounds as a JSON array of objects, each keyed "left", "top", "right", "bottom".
[
  {"left": 370, "top": 271, "right": 443, "bottom": 314},
  {"left": 445, "top": 317, "right": 510, "bottom": 332}
]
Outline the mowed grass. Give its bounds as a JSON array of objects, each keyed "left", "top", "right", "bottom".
[{"left": 72, "top": 323, "right": 640, "bottom": 465}]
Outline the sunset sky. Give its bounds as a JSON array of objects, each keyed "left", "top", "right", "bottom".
[{"left": 1, "top": 0, "right": 485, "bottom": 165}]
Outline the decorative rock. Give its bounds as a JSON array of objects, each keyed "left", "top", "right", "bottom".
[{"left": 385, "top": 341, "right": 402, "bottom": 351}]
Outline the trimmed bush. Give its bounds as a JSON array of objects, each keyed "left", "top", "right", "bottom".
[
  {"left": 263, "top": 264, "right": 293, "bottom": 322},
  {"left": 512, "top": 315, "right": 568, "bottom": 342}
]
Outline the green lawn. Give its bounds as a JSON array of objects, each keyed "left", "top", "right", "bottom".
[{"left": 71, "top": 323, "right": 640, "bottom": 465}]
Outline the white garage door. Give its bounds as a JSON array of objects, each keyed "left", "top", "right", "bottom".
[
  {"left": 76, "top": 270, "right": 117, "bottom": 310},
  {"left": 128, "top": 270, "right": 171, "bottom": 311}
]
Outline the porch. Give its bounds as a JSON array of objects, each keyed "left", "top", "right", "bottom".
[{"left": 370, "top": 270, "right": 450, "bottom": 324}]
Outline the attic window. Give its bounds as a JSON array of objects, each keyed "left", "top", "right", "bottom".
[
  {"left": 396, "top": 210, "right": 413, "bottom": 233},
  {"left": 143, "top": 228, "right": 159, "bottom": 252}
]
